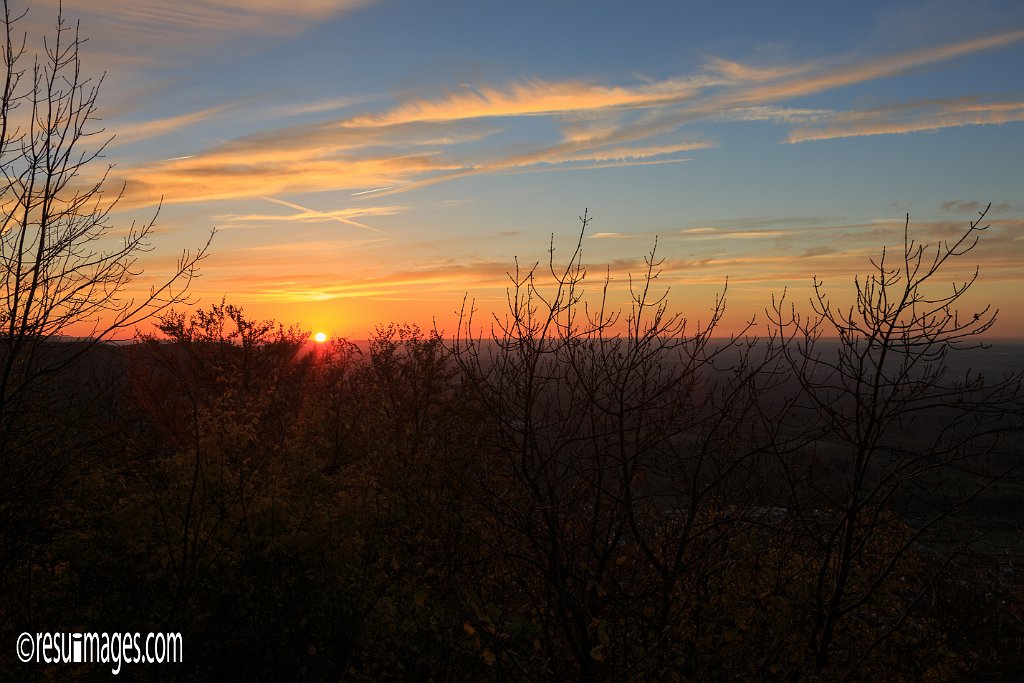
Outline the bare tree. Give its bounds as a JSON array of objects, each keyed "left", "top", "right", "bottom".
[
  {"left": 764, "top": 204, "right": 1024, "bottom": 677},
  {"left": 446, "top": 211, "right": 779, "bottom": 678},
  {"left": 442, "top": 207, "right": 1022, "bottom": 679},
  {"left": 0, "top": 1, "right": 209, "bottom": 571}
]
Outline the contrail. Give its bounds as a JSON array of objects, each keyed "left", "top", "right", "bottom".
[
  {"left": 260, "top": 196, "right": 388, "bottom": 234},
  {"left": 351, "top": 186, "right": 398, "bottom": 196}
]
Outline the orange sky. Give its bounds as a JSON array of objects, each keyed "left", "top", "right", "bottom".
[{"left": 21, "top": 0, "right": 1022, "bottom": 341}]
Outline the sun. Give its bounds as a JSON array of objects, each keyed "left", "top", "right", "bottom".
[{"left": 313, "top": 332, "right": 328, "bottom": 344}]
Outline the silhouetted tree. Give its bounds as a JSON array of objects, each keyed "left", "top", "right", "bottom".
[
  {"left": 0, "top": 0, "right": 209, "bottom": 632},
  {"left": 763, "top": 204, "right": 1024, "bottom": 677},
  {"left": 447, "top": 211, "right": 781, "bottom": 678}
]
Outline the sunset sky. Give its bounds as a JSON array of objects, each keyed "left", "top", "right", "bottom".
[{"left": 29, "top": 0, "right": 1024, "bottom": 339}]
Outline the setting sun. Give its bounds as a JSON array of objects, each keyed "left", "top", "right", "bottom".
[{"left": 313, "top": 332, "right": 327, "bottom": 343}]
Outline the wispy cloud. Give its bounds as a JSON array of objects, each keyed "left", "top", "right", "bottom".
[
  {"left": 196, "top": 261, "right": 523, "bottom": 304},
  {"left": 34, "top": 0, "right": 378, "bottom": 61},
  {"left": 107, "top": 105, "right": 230, "bottom": 146},
  {"left": 677, "top": 229, "right": 789, "bottom": 240},
  {"left": 701, "top": 57, "right": 808, "bottom": 83},
  {"left": 941, "top": 199, "right": 1016, "bottom": 214},
  {"left": 730, "top": 29, "right": 1024, "bottom": 105},
  {"left": 135, "top": 207, "right": 1022, "bottom": 337},
  {"left": 787, "top": 98, "right": 1024, "bottom": 142},
  {"left": 115, "top": 140, "right": 466, "bottom": 207},
  {"left": 344, "top": 78, "right": 715, "bottom": 128},
  {"left": 110, "top": 27, "right": 1024, "bottom": 208},
  {"left": 721, "top": 106, "right": 834, "bottom": 123},
  {"left": 541, "top": 141, "right": 713, "bottom": 164}
]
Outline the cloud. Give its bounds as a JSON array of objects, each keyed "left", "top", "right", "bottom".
[
  {"left": 701, "top": 58, "right": 806, "bottom": 83},
  {"left": 113, "top": 115, "right": 707, "bottom": 207},
  {"left": 541, "top": 141, "right": 713, "bottom": 164},
  {"left": 115, "top": 141, "right": 467, "bottom": 207},
  {"left": 108, "top": 27, "right": 1024, "bottom": 207},
  {"left": 731, "top": 29, "right": 1024, "bottom": 106},
  {"left": 195, "top": 260, "right": 523, "bottom": 304},
  {"left": 32, "top": 0, "right": 377, "bottom": 62},
  {"left": 677, "top": 226, "right": 792, "bottom": 239},
  {"left": 941, "top": 200, "right": 1015, "bottom": 214},
  {"left": 195, "top": 119, "right": 499, "bottom": 166},
  {"left": 787, "top": 98, "right": 1024, "bottom": 142},
  {"left": 107, "top": 105, "right": 230, "bottom": 146},
  {"left": 344, "top": 77, "right": 715, "bottom": 128},
  {"left": 560, "top": 120, "right": 625, "bottom": 144},
  {"left": 146, "top": 209, "right": 1023, "bottom": 328},
  {"left": 942, "top": 199, "right": 990, "bottom": 213},
  {"left": 720, "top": 106, "right": 834, "bottom": 124}
]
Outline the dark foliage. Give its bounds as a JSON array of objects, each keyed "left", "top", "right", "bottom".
[
  {"left": 1, "top": 208, "right": 1021, "bottom": 681},
  {"left": 1, "top": 4, "right": 1022, "bottom": 680}
]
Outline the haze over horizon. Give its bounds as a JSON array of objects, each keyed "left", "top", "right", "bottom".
[{"left": 28, "top": 0, "right": 1024, "bottom": 339}]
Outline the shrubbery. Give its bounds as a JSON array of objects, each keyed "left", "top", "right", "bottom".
[
  {"left": 2, "top": 210, "right": 1022, "bottom": 681},
  {"left": 0, "top": 5, "right": 1020, "bottom": 678}
]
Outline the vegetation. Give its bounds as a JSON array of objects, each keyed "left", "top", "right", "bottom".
[
  {"left": 0, "top": 0, "right": 209, "bottom": 593},
  {"left": 1, "top": 3, "right": 1022, "bottom": 681},
  {"left": 1, "top": 206, "right": 1021, "bottom": 681}
]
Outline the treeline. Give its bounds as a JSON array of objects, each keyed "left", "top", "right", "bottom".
[
  {"left": 2, "top": 4, "right": 1021, "bottom": 678},
  {"left": 1, "top": 216, "right": 1023, "bottom": 681}
]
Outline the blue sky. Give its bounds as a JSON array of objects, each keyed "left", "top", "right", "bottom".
[{"left": 29, "top": 0, "right": 1024, "bottom": 337}]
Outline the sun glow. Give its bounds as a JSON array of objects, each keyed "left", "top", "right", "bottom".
[{"left": 313, "top": 332, "right": 328, "bottom": 343}]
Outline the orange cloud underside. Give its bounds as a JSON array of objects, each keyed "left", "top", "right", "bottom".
[
  {"left": 101, "top": 212, "right": 1022, "bottom": 341},
  {"left": 46, "top": 11, "right": 1023, "bottom": 340}
]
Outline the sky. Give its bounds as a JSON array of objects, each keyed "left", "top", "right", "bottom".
[{"left": 24, "top": 0, "right": 1024, "bottom": 339}]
